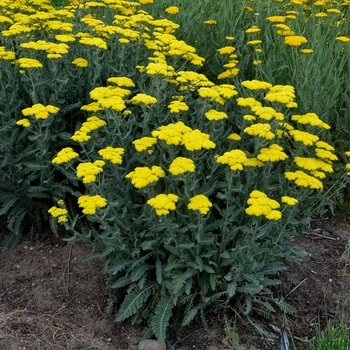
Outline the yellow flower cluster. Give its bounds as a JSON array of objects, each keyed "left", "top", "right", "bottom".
[
  {"left": 20, "top": 40, "right": 69, "bottom": 59},
  {"left": 78, "top": 195, "right": 107, "bottom": 215},
  {"left": 125, "top": 166, "right": 165, "bottom": 189},
  {"left": 188, "top": 195, "right": 212, "bottom": 215},
  {"left": 205, "top": 109, "right": 228, "bottom": 121},
  {"left": 16, "top": 118, "right": 31, "bottom": 128},
  {"left": 257, "top": 144, "right": 288, "bottom": 162},
  {"left": 129, "top": 93, "right": 157, "bottom": 106},
  {"left": 168, "top": 100, "right": 189, "bottom": 113},
  {"left": 281, "top": 196, "right": 298, "bottom": 206},
  {"left": 284, "top": 35, "right": 308, "bottom": 47},
  {"left": 71, "top": 116, "right": 106, "bottom": 142},
  {"left": 22, "top": 104, "right": 59, "bottom": 120},
  {"left": 265, "top": 85, "right": 297, "bottom": 108},
  {"left": 52, "top": 147, "right": 79, "bottom": 164},
  {"left": 245, "top": 190, "right": 282, "bottom": 220},
  {"left": 98, "top": 147, "right": 124, "bottom": 164},
  {"left": 15, "top": 58, "right": 43, "bottom": 69},
  {"left": 76, "top": 160, "right": 105, "bottom": 184},
  {"left": 198, "top": 84, "right": 238, "bottom": 104},
  {"left": 291, "top": 113, "right": 330, "bottom": 129},
  {"left": 285, "top": 170, "right": 323, "bottom": 189},
  {"left": 241, "top": 80, "right": 272, "bottom": 90},
  {"left": 133, "top": 137, "right": 158, "bottom": 152},
  {"left": 72, "top": 57, "right": 88, "bottom": 68},
  {"left": 244, "top": 123, "right": 275, "bottom": 140},
  {"left": 165, "top": 6, "right": 179, "bottom": 15},
  {"left": 0, "top": 46, "right": 15, "bottom": 60},
  {"left": 147, "top": 193, "right": 179, "bottom": 215},
  {"left": 169, "top": 157, "right": 195, "bottom": 176},
  {"left": 48, "top": 201, "right": 68, "bottom": 223},
  {"left": 216, "top": 150, "right": 248, "bottom": 171}
]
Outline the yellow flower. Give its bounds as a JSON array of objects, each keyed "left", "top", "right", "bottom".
[
  {"left": 245, "top": 26, "right": 261, "bottom": 34},
  {"left": 247, "top": 40, "right": 262, "bottom": 45},
  {"left": 48, "top": 206, "right": 68, "bottom": 223},
  {"left": 294, "top": 157, "right": 333, "bottom": 173},
  {"left": 147, "top": 193, "right": 179, "bottom": 216},
  {"left": 227, "top": 133, "right": 241, "bottom": 141},
  {"left": 72, "top": 57, "right": 88, "bottom": 67},
  {"left": 22, "top": 104, "right": 59, "bottom": 120},
  {"left": 52, "top": 147, "right": 79, "bottom": 164},
  {"left": 140, "top": 0, "right": 154, "bottom": 4},
  {"left": 169, "top": 157, "right": 195, "bottom": 176},
  {"left": 266, "top": 16, "right": 286, "bottom": 23},
  {"left": 244, "top": 123, "right": 275, "bottom": 140},
  {"left": 76, "top": 161, "right": 105, "bottom": 184},
  {"left": 281, "top": 196, "right": 298, "bottom": 206},
  {"left": 257, "top": 144, "right": 288, "bottom": 162},
  {"left": 16, "top": 58, "right": 43, "bottom": 69},
  {"left": 168, "top": 100, "right": 189, "bottom": 113},
  {"left": 129, "top": 93, "right": 157, "bottom": 105},
  {"left": 205, "top": 109, "right": 228, "bottom": 121},
  {"left": 181, "top": 129, "right": 216, "bottom": 151},
  {"left": 204, "top": 20, "right": 217, "bottom": 25},
  {"left": 188, "top": 195, "right": 212, "bottom": 215},
  {"left": 241, "top": 80, "right": 272, "bottom": 91},
  {"left": 77, "top": 195, "right": 107, "bottom": 215},
  {"left": 165, "top": 6, "right": 179, "bottom": 14},
  {"left": 291, "top": 113, "right": 330, "bottom": 129},
  {"left": 79, "top": 37, "right": 107, "bottom": 49},
  {"left": 125, "top": 166, "right": 165, "bottom": 189},
  {"left": 284, "top": 35, "right": 308, "bottom": 47},
  {"left": 133, "top": 137, "right": 157, "bottom": 151},
  {"left": 71, "top": 131, "right": 91, "bottom": 142},
  {"left": 107, "top": 77, "right": 135, "bottom": 87},
  {"left": 336, "top": 36, "right": 350, "bottom": 43},
  {"left": 16, "top": 118, "right": 31, "bottom": 127},
  {"left": 243, "top": 158, "right": 264, "bottom": 167},
  {"left": 285, "top": 170, "right": 323, "bottom": 189},
  {"left": 236, "top": 97, "right": 262, "bottom": 108},
  {"left": 289, "top": 130, "right": 319, "bottom": 146},
  {"left": 251, "top": 106, "right": 284, "bottom": 121},
  {"left": 152, "top": 122, "right": 192, "bottom": 145},
  {"left": 98, "top": 147, "right": 124, "bottom": 164},
  {"left": 218, "top": 46, "right": 235, "bottom": 55},
  {"left": 216, "top": 149, "right": 248, "bottom": 171},
  {"left": 300, "top": 49, "right": 314, "bottom": 54},
  {"left": 245, "top": 190, "right": 282, "bottom": 220}
]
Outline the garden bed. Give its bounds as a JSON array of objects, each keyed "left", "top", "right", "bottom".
[{"left": 1, "top": 213, "right": 349, "bottom": 350}]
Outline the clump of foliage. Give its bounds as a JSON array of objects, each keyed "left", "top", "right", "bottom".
[{"left": 1, "top": 0, "right": 350, "bottom": 346}]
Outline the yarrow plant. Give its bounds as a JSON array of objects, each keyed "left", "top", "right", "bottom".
[{"left": 1, "top": 0, "right": 350, "bottom": 346}]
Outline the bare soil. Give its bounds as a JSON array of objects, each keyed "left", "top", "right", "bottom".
[{"left": 1, "top": 213, "right": 350, "bottom": 350}]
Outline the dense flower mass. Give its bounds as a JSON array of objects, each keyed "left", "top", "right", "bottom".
[
  {"left": 77, "top": 195, "right": 107, "bottom": 215},
  {"left": 216, "top": 150, "right": 248, "bottom": 171},
  {"left": 22, "top": 104, "right": 59, "bottom": 120},
  {"left": 125, "top": 166, "right": 165, "bottom": 188},
  {"left": 76, "top": 160, "right": 105, "bottom": 184},
  {"left": 245, "top": 190, "right": 282, "bottom": 220},
  {"left": 52, "top": 147, "right": 79, "bottom": 164},
  {"left": 147, "top": 193, "right": 179, "bottom": 215},
  {"left": 188, "top": 195, "right": 212, "bottom": 215},
  {"left": 169, "top": 157, "right": 195, "bottom": 175}
]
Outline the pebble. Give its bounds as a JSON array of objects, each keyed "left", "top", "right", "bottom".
[{"left": 138, "top": 339, "right": 166, "bottom": 350}]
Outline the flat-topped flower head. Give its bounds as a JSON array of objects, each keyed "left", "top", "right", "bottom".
[
  {"left": 169, "top": 157, "right": 195, "bottom": 175},
  {"left": 22, "top": 104, "right": 59, "bottom": 119},
  {"left": 98, "top": 147, "right": 124, "bottom": 164},
  {"left": 216, "top": 149, "right": 248, "bottom": 171},
  {"left": 78, "top": 195, "right": 107, "bottom": 215},
  {"left": 147, "top": 193, "right": 179, "bottom": 216},
  {"left": 52, "top": 147, "right": 79, "bottom": 164},
  {"left": 245, "top": 190, "right": 282, "bottom": 220},
  {"left": 125, "top": 166, "right": 165, "bottom": 189},
  {"left": 188, "top": 195, "right": 212, "bottom": 215}
]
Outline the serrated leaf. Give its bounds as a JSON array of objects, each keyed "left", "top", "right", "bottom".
[
  {"left": 210, "top": 274, "right": 216, "bottom": 291},
  {"left": 182, "top": 304, "right": 201, "bottom": 326},
  {"left": 131, "top": 264, "right": 151, "bottom": 282},
  {"left": 227, "top": 281, "right": 237, "bottom": 297},
  {"left": 151, "top": 292, "right": 173, "bottom": 346},
  {"left": 156, "top": 260, "right": 162, "bottom": 284},
  {"left": 116, "top": 283, "right": 156, "bottom": 321},
  {"left": 111, "top": 275, "right": 132, "bottom": 289}
]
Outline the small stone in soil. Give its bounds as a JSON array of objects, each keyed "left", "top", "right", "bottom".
[{"left": 138, "top": 339, "right": 166, "bottom": 350}]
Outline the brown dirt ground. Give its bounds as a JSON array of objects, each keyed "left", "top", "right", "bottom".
[{"left": 1, "top": 213, "right": 350, "bottom": 350}]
